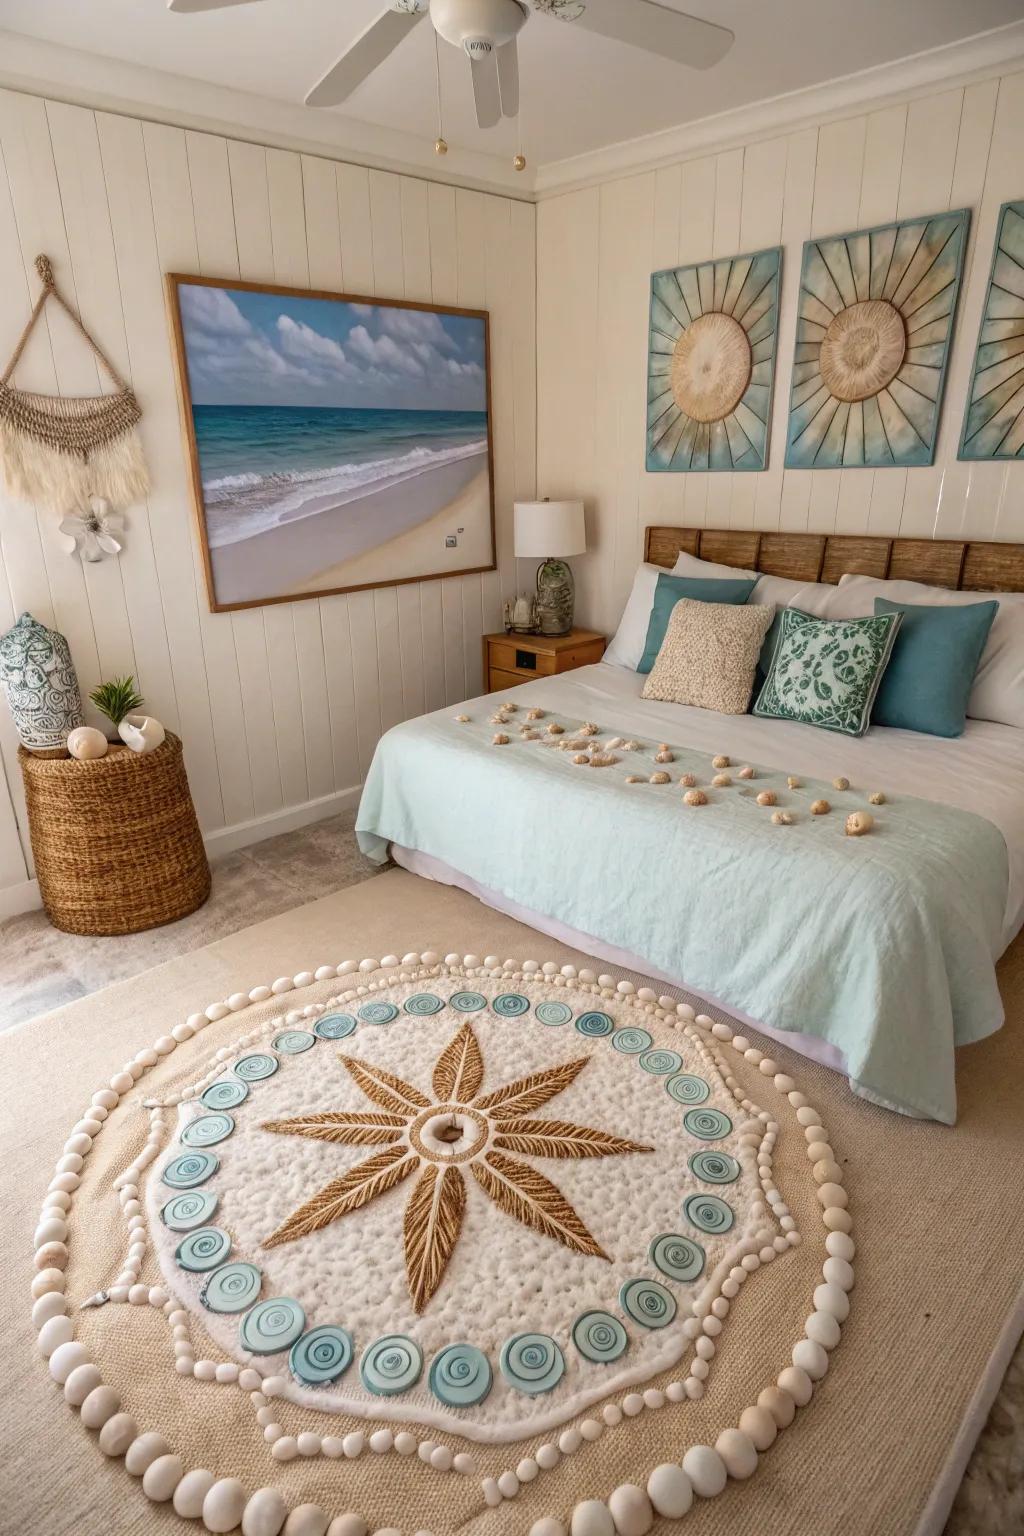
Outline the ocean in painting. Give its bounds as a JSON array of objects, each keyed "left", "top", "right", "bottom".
[{"left": 194, "top": 404, "right": 489, "bottom": 549}]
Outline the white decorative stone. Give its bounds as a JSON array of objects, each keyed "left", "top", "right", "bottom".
[
  {"left": 739, "top": 1405, "right": 778, "bottom": 1450},
  {"left": 758, "top": 1385, "right": 796, "bottom": 1428},
  {"left": 37, "top": 1314, "right": 74, "bottom": 1356},
  {"left": 64, "top": 1362, "right": 103, "bottom": 1406},
  {"left": 49, "top": 1341, "right": 90, "bottom": 1384},
  {"left": 607, "top": 1483, "right": 653, "bottom": 1535},
  {"left": 80, "top": 1384, "right": 121, "bottom": 1428},
  {"left": 792, "top": 1338, "right": 829, "bottom": 1380},
  {"left": 243, "top": 1490, "right": 289, "bottom": 1536},
  {"left": 536, "top": 1443, "right": 560, "bottom": 1470},
  {"left": 682, "top": 1445, "right": 727, "bottom": 1498},
  {"left": 327, "top": 1520, "right": 368, "bottom": 1536},
  {"left": 143, "top": 1454, "right": 184, "bottom": 1502},
  {"left": 175, "top": 1470, "right": 217, "bottom": 1519},
  {"left": 822, "top": 1254, "right": 855, "bottom": 1291},
  {"left": 529, "top": 1521, "right": 567, "bottom": 1536},
  {"left": 32, "top": 1268, "right": 66, "bottom": 1298},
  {"left": 646, "top": 1464, "right": 693, "bottom": 1519},
  {"left": 203, "top": 1478, "right": 248, "bottom": 1532},
  {"left": 31, "top": 1292, "right": 66, "bottom": 1331},
  {"left": 570, "top": 1500, "right": 615, "bottom": 1536},
  {"left": 805, "top": 1311, "right": 842, "bottom": 1350},
  {"left": 814, "top": 1281, "right": 851, "bottom": 1322},
  {"left": 777, "top": 1365, "right": 813, "bottom": 1407},
  {"left": 126, "top": 1432, "right": 172, "bottom": 1476},
  {"left": 715, "top": 1428, "right": 758, "bottom": 1480}
]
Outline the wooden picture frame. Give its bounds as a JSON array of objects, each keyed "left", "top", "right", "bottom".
[{"left": 166, "top": 273, "right": 496, "bottom": 612}]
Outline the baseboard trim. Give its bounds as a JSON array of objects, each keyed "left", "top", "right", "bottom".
[
  {"left": 0, "top": 876, "right": 41, "bottom": 920},
  {"left": 202, "top": 784, "right": 364, "bottom": 858},
  {"left": 0, "top": 784, "right": 365, "bottom": 921}
]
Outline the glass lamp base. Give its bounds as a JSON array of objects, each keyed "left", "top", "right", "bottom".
[{"left": 535, "top": 558, "right": 575, "bottom": 637}]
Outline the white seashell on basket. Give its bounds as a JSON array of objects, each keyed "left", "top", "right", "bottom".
[
  {"left": 117, "top": 714, "right": 165, "bottom": 755},
  {"left": 67, "top": 725, "right": 108, "bottom": 761},
  {"left": 845, "top": 811, "right": 874, "bottom": 837}
]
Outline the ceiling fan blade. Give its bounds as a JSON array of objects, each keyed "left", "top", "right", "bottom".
[
  {"left": 496, "top": 38, "right": 520, "bottom": 118},
  {"left": 305, "top": 4, "right": 427, "bottom": 108},
  {"left": 537, "top": 0, "right": 733, "bottom": 70},
  {"left": 167, "top": 0, "right": 260, "bottom": 12},
  {"left": 470, "top": 51, "right": 502, "bottom": 130}
]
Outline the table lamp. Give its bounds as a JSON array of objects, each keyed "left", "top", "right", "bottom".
[{"left": 513, "top": 499, "right": 586, "bottom": 637}]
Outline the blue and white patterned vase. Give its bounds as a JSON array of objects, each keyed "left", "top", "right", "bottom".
[{"left": 0, "top": 612, "right": 84, "bottom": 753}]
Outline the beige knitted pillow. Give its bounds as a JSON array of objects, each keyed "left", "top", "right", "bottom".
[{"left": 641, "top": 597, "right": 776, "bottom": 714}]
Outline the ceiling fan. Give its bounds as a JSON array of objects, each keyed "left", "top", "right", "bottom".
[{"left": 166, "top": 0, "right": 734, "bottom": 132}]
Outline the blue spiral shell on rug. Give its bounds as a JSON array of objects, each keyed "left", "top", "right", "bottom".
[
  {"left": 683, "top": 1192, "right": 735, "bottom": 1234},
  {"left": 428, "top": 1344, "right": 493, "bottom": 1406},
  {"left": 180, "top": 1111, "right": 235, "bottom": 1148},
  {"left": 314, "top": 1013, "right": 357, "bottom": 1040},
  {"left": 161, "top": 1151, "right": 219, "bottom": 1189},
  {"left": 571, "top": 1311, "right": 629, "bottom": 1363},
  {"left": 611, "top": 1027, "right": 653, "bottom": 1054},
  {"left": 682, "top": 1106, "right": 733, "bottom": 1141},
  {"left": 201, "top": 1262, "right": 262, "bottom": 1314},
  {"left": 403, "top": 993, "right": 444, "bottom": 1015},
  {"left": 689, "top": 1150, "right": 741, "bottom": 1184},
  {"left": 233, "top": 1053, "right": 279, "bottom": 1082},
  {"left": 619, "top": 1277, "right": 677, "bottom": 1329},
  {"left": 289, "top": 1325, "right": 354, "bottom": 1385},
  {"left": 639, "top": 1048, "right": 682, "bottom": 1075},
  {"left": 535, "top": 1000, "right": 573, "bottom": 1026},
  {"left": 175, "top": 1226, "right": 232, "bottom": 1272},
  {"left": 239, "top": 1297, "right": 306, "bottom": 1354},
  {"left": 499, "top": 1333, "right": 565, "bottom": 1395},
  {"left": 201, "top": 1078, "right": 249, "bottom": 1110},
  {"left": 449, "top": 991, "right": 487, "bottom": 1013},
  {"left": 492, "top": 993, "right": 531, "bottom": 1018},
  {"left": 360, "top": 1335, "right": 423, "bottom": 1395},
  {"left": 649, "top": 1232, "right": 706, "bottom": 1283},
  {"left": 271, "top": 1030, "right": 316, "bottom": 1054},
  {"left": 665, "top": 1073, "right": 710, "bottom": 1104},
  {"left": 574, "top": 1011, "right": 614, "bottom": 1038},
  {"left": 160, "top": 1189, "right": 219, "bottom": 1230},
  {"left": 357, "top": 1002, "right": 399, "bottom": 1025}
]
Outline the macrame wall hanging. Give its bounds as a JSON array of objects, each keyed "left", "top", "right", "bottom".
[{"left": 0, "top": 255, "right": 150, "bottom": 543}]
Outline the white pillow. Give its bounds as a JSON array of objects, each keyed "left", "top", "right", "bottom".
[
  {"left": 604, "top": 562, "right": 665, "bottom": 670},
  {"left": 672, "top": 552, "right": 837, "bottom": 618},
  {"left": 835, "top": 573, "right": 1024, "bottom": 728},
  {"left": 672, "top": 550, "right": 757, "bottom": 580}
]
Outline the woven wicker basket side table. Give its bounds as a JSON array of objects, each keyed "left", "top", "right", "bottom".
[{"left": 19, "top": 731, "right": 211, "bottom": 935}]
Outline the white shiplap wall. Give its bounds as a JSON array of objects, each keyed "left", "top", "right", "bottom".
[
  {"left": 536, "top": 68, "right": 1024, "bottom": 639},
  {"left": 0, "top": 90, "right": 536, "bottom": 911}
]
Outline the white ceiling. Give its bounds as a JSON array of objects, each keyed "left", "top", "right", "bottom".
[{"left": 0, "top": 0, "right": 1022, "bottom": 171}]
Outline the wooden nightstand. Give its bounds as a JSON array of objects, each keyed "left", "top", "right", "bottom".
[{"left": 482, "top": 628, "right": 606, "bottom": 694}]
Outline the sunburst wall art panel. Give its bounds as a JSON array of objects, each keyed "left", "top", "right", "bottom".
[
  {"left": 646, "top": 246, "right": 782, "bottom": 473},
  {"left": 784, "top": 209, "right": 969, "bottom": 470},
  {"left": 959, "top": 199, "right": 1024, "bottom": 461}
]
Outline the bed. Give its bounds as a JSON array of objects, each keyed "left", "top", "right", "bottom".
[{"left": 357, "top": 527, "right": 1024, "bottom": 1125}]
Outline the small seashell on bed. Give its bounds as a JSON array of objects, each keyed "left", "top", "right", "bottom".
[
  {"left": 588, "top": 753, "right": 618, "bottom": 767},
  {"left": 520, "top": 728, "right": 539, "bottom": 740},
  {"left": 712, "top": 773, "right": 731, "bottom": 787},
  {"left": 492, "top": 732, "right": 509, "bottom": 745},
  {"left": 738, "top": 765, "right": 754, "bottom": 780},
  {"left": 490, "top": 711, "right": 509, "bottom": 724},
  {"left": 869, "top": 791, "right": 886, "bottom": 805},
  {"left": 621, "top": 740, "right": 642, "bottom": 752},
  {"left": 756, "top": 790, "right": 777, "bottom": 807},
  {"left": 649, "top": 771, "right": 671, "bottom": 785},
  {"left": 578, "top": 722, "right": 600, "bottom": 736},
  {"left": 712, "top": 754, "right": 730, "bottom": 769},
  {"left": 833, "top": 776, "right": 850, "bottom": 791},
  {"left": 771, "top": 810, "right": 793, "bottom": 826},
  {"left": 787, "top": 776, "right": 801, "bottom": 789},
  {"left": 845, "top": 811, "right": 874, "bottom": 837},
  {"left": 526, "top": 707, "right": 545, "bottom": 720},
  {"left": 502, "top": 701, "right": 519, "bottom": 711},
  {"left": 683, "top": 788, "right": 708, "bottom": 806},
  {"left": 572, "top": 753, "right": 590, "bottom": 764},
  {"left": 625, "top": 775, "right": 643, "bottom": 784},
  {"left": 810, "top": 799, "right": 831, "bottom": 816},
  {"left": 679, "top": 772, "right": 698, "bottom": 788},
  {"left": 454, "top": 714, "right": 470, "bottom": 723},
  {"left": 605, "top": 737, "right": 624, "bottom": 749},
  {"left": 654, "top": 750, "right": 675, "bottom": 764},
  {"left": 546, "top": 723, "right": 564, "bottom": 735}
]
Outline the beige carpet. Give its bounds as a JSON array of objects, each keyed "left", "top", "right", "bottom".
[{"left": 5, "top": 868, "right": 1024, "bottom": 1536}]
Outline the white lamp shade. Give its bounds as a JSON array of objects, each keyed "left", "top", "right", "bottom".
[{"left": 514, "top": 500, "right": 586, "bottom": 559}]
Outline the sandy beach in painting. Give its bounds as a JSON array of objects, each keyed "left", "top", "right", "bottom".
[{"left": 209, "top": 451, "right": 491, "bottom": 603}]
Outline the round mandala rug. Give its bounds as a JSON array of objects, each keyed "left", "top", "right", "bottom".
[{"left": 30, "top": 950, "right": 854, "bottom": 1536}]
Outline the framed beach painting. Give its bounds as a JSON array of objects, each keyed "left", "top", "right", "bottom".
[{"left": 166, "top": 275, "right": 495, "bottom": 610}]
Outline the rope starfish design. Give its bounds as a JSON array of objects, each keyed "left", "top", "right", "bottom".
[{"left": 260, "top": 1022, "right": 653, "bottom": 1312}]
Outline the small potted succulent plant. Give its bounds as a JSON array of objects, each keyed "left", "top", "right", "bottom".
[{"left": 89, "top": 675, "right": 165, "bottom": 754}]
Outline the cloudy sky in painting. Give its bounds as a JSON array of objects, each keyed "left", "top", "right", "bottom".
[{"left": 178, "top": 284, "right": 487, "bottom": 411}]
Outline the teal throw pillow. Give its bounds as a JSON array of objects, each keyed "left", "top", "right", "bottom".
[
  {"left": 872, "top": 597, "right": 997, "bottom": 737},
  {"left": 753, "top": 607, "right": 903, "bottom": 736},
  {"left": 639, "top": 573, "right": 757, "bottom": 673}
]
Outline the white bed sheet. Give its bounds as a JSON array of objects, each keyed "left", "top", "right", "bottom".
[{"left": 554, "top": 662, "right": 1024, "bottom": 946}]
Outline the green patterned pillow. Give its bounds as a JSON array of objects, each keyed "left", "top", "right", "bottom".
[{"left": 753, "top": 607, "right": 903, "bottom": 736}]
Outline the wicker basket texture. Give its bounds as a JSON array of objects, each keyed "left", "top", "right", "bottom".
[{"left": 19, "top": 731, "right": 211, "bottom": 935}]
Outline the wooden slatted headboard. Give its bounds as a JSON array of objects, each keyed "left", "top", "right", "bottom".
[{"left": 643, "top": 526, "right": 1024, "bottom": 592}]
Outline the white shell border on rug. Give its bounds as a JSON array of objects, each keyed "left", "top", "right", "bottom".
[{"left": 30, "top": 951, "right": 853, "bottom": 1536}]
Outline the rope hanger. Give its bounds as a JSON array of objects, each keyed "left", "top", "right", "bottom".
[{"left": 1, "top": 254, "right": 130, "bottom": 392}]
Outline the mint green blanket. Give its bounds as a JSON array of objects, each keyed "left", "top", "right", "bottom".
[{"left": 357, "top": 696, "right": 1008, "bottom": 1124}]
